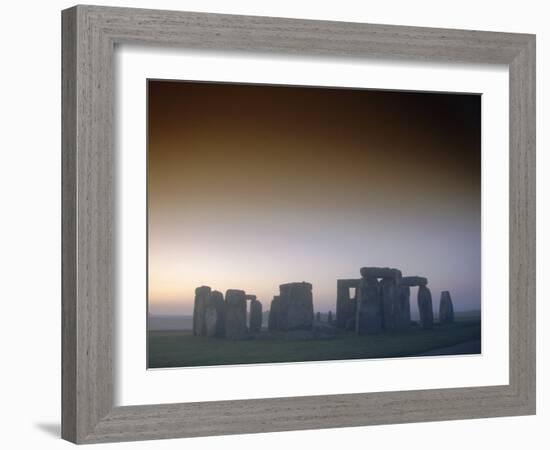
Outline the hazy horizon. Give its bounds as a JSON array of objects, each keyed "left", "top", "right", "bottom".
[
  {"left": 148, "top": 80, "right": 481, "bottom": 318},
  {"left": 149, "top": 306, "right": 482, "bottom": 317}
]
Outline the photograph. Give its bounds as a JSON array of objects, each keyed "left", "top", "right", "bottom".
[
  {"left": 1, "top": 0, "right": 541, "bottom": 447},
  {"left": 147, "top": 80, "right": 482, "bottom": 369}
]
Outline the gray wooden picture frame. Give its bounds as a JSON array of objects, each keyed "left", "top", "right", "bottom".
[{"left": 61, "top": 4, "right": 536, "bottom": 444}]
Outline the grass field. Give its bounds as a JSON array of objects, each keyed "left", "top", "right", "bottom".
[{"left": 148, "top": 320, "right": 481, "bottom": 368}]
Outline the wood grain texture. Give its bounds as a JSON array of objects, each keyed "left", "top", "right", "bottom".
[
  {"left": 61, "top": 4, "right": 536, "bottom": 444},
  {"left": 61, "top": 6, "right": 77, "bottom": 443}
]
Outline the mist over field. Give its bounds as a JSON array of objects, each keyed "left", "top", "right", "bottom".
[{"left": 148, "top": 309, "right": 481, "bottom": 332}]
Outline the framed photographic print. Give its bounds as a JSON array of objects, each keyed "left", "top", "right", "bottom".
[{"left": 62, "top": 4, "right": 536, "bottom": 444}]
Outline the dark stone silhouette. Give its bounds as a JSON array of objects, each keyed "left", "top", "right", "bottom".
[
  {"left": 354, "top": 267, "right": 410, "bottom": 334},
  {"left": 215, "top": 293, "right": 226, "bottom": 337},
  {"left": 249, "top": 297, "right": 263, "bottom": 333},
  {"left": 193, "top": 285, "right": 211, "bottom": 336},
  {"left": 418, "top": 286, "right": 434, "bottom": 329},
  {"left": 360, "top": 267, "right": 402, "bottom": 284},
  {"left": 276, "top": 282, "right": 314, "bottom": 331},
  {"left": 204, "top": 303, "right": 217, "bottom": 337},
  {"left": 400, "top": 276, "right": 428, "bottom": 286},
  {"left": 225, "top": 289, "right": 247, "bottom": 339},
  {"left": 439, "top": 291, "right": 455, "bottom": 324},
  {"left": 193, "top": 266, "right": 447, "bottom": 340},
  {"left": 214, "top": 290, "right": 227, "bottom": 337},
  {"left": 399, "top": 285, "right": 411, "bottom": 328},
  {"left": 268, "top": 295, "right": 280, "bottom": 331},
  {"left": 380, "top": 278, "right": 399, "bottom": 331},
  {"left": 336, "top": 279, "right": 360, "bottom": 329},
  {"left": 356, "top": 277, "right": 383, "bottom": 334},
  {"left": 204, "top": 290, "right": 224, "bottom": 337}
]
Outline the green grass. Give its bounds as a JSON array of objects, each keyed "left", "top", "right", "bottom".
[{"left": 148, "top": 320, "right": 481, "bottom": 368}]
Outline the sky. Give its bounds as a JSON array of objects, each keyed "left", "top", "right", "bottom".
[{"left": 148, "top": 80, "right": 481, "bottom": 317}]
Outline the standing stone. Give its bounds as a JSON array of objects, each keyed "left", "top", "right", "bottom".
[
  {"left": 278, "top": 282, "right": 314, "bottom": 331},
  {"left": 204, "top": 290, "right": 222, "bottom": 337},
  {"left": 347, "top": 297, "right": 357, "bottom": 330},
  {"left": 316, "top": 311, "right": 321, "bottom": 322},
  {"left": 356, "top": 277, "right": 383, "bottom": 334},
  {"left": 205, "top": 290, "right": 225, "bottom": 337},
  {"left": 398, "top": 285, "right": 411, "bottom": 329},
  {"left": 418, "top": 286, "right": 434, "bottom": 329},
  {"left": 214, "top": 292, "right": 226, "bottom": 337},
  {"left": 249, "top": 298, "right": 263, "bottom": 333},
  {"left": 336, "top": 279, "right": 359, "bottom": 329},
  {"left": 204, "top": 305, "right": 217, "bottom": 337},
  {"left": 345, "top": 317, "right": 356, "bottom": 331},
  {"left": 224, "top": 289, "right": 247, "bottom": 339},
  {"left": 336, "top": 282, "right": 347, "bottom": 327},
  {"left": 193, "top": 286, "right": 211, "bottom": 336},
  {"left": 268, "top": 296, "right": 280, "bottom": 331},
  {"left": 439, "top": 291, "right": 455, "bottom": 324},
  {"left": 380, "top": 278, "right": 400, "bottom": 331},
  {"left": 328, "top": 310, "right": 333, "bottom": 324}
]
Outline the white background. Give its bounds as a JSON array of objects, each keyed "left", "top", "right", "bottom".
[
  {"left": 0, "top": 1, "right": 546, "bottom": 449},
  {"left": 116, "top": 48, "right": 509, "bottom": 405}
]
